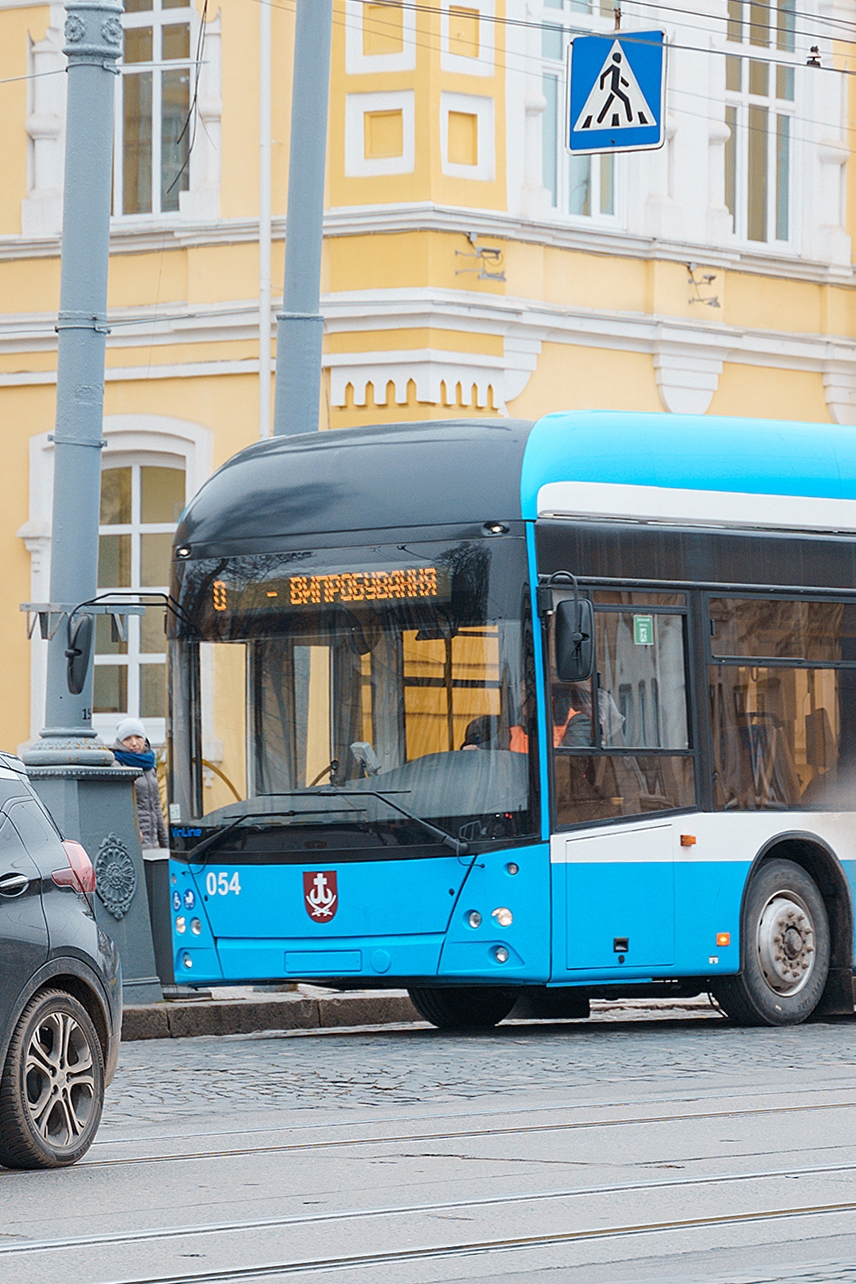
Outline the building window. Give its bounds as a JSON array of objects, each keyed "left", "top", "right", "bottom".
[
  {"left": 541, "top": 0, "right": 618, "bottom": 221},
  {"left": 94, "top": 464, "right": 186, "bottom": 741},
  {"left": 116, "top": 0, "right": 193, "bottom": 216},
  {"left": 724, "top": 0, "right": 796, "bottom": 243}
]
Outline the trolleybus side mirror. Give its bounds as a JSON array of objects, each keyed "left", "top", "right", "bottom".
[
  {"left": 554, "top": 598, "right": 595, "bottom": 683},
  {"left": 65, "top": 613, "right": 94, "bottom": 696}
]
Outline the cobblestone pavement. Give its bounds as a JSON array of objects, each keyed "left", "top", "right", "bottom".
[
  {"left": 5, "top": 1003, "right": 856, "bottom": 1284},
  {"left": 106, "top": 1001, "right": 856, "bottom": 1123}
]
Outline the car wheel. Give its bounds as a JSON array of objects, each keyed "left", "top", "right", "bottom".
[
  {"left": 0, "top": 988, "right": 105, "bottom": 1169},
  {"left": 713, "top": 858, "right": 830, "bottom": 1027},
  {"left": 408, "top": 985, "right": 516, "bottom": 1030}
]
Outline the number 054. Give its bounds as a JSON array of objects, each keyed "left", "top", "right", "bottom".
[{"left": 206, "top": 871, "right": 241, "bottom": 896}]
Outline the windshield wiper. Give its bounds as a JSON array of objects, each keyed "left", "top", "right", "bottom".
[
  {"left": 263, "top": 789, "right": 469, "bottom": 856},
  {"left": 358, "top": 790, "right": 468, "bottom": 856},
  {"left": 184, "top": 807, "right": 366, "bottom": 863}
]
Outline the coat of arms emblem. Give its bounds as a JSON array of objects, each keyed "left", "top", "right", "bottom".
[{"left": 303, "top": 870, "right": 338, "bottom": 921}]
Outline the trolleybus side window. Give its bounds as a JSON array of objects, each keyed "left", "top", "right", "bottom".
[
  {"left": 549, "top": 591, "right": 696, "bottom": 829},
  {"left": 709, "top": 596, "right": 856, "bottom": 810}
]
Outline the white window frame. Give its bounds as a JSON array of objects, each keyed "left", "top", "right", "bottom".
[
  {"left": 18, "top": 416, "right": 213, "bottom": 753},
  {"left": 539, "top": 0, "right": 622, "bottom": 225},
  {"left": 113, "top": 0, "right": 196, "bottom": 219},
  {"left": 93, "top": 459, "right": 185, "bottom": 746},
  {"left": 723, "top": 0, "right": 799, "bottom": 248}
]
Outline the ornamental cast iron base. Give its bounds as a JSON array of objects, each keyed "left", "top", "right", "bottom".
[{"left": 26, "top": 764, "right": 163, "bottom": 1005}]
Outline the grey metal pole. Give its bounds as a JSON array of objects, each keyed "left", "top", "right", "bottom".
[
  {"left": 25, "top": 0, "right": 123, "bottom": 766},
  {"left": 272, "top": 0, "right": 333, "bottom": 437},
  {"left": 21, "top": 0, "right": 163, "bottom": 1004}
]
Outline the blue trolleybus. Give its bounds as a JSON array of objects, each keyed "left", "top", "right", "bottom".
[{"left": 166, "top": 411, "right": 856, "bottom": 1028}]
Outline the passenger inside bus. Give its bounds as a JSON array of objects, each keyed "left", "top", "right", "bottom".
[{"left": 460, "top": 684, "right": 594, "bottom": 752}]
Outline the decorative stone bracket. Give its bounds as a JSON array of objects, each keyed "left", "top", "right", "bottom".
[
  {"left": 653, "top": 345, "right": 724, "bottom": 415},
  {"left": 326, "top": 334, "right": 542, "bottom": 414}
]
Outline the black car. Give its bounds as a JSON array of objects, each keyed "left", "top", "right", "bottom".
[{"left": 0, "top": 752, "right": 121, "bottom": 1169}]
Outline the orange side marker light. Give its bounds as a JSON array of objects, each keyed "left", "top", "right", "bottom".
[
  {"left": 716, "top": 932, "right": 731, "bottom": 947},
  {"left": 680, "top": 834, "right": 697, "bottom": 847}
]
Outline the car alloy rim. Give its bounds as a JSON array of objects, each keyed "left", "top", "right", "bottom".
[
  {"left": 24, "top": 1011, "right": 96, "bottom": 1150},
  {"left": 756, "top": 890, "right": 816, "bottom": 997}
]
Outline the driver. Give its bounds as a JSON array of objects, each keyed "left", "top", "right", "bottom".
[{"left": 460, "top": 682, "right": 594, "bottom": 753}]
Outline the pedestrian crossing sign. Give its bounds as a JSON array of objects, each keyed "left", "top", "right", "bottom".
[{"left": 567, "top": 30, "right": 666, "bottom": 155}]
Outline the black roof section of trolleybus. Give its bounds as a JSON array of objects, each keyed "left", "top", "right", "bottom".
[
  {"left": 174, "top": 419, "right": 535, "bottom": 557},
  {"left": 536, "top": 519, "right": 856, "bottom": 593}
]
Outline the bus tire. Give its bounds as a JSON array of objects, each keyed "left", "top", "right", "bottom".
[
  {"left": 407, "top": 986, "right": 517, "bottom": 1030},
  {"left": 713, "top": 858, "right": 830, "bottom": 1027}
]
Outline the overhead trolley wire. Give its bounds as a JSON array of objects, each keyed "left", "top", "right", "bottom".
[
  {"left": 243, "top": 0, "right": 856, "bottom": 151},
  {"left": 245, "top": 0, "right": 856, "bottom": 99},
  {"left": 345, "top": 0, "right": 856, "bottom": 62}
]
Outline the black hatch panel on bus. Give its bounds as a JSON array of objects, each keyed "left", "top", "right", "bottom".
[{"left": 175, "top": 419, "right": 534, "bottom": 554}]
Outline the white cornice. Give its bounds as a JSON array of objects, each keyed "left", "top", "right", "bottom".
[
  {"left": 4, "top": 286, "right": 856, "bottom": 418},
  {"left": 0, "top": 300, "right": 269, "bottom": 355},
  {"left": 3, "top": 287, "right": 856, "bottom": 372},
  {"left": 321, "top": 287, "right": 856, "bottom": 373},
  {"left": 0, "top": 357, "right": 258, "bottom": 388},
  {"left": 323, "top": 204, "right": 856, "bottom": 286},
  {"left": 0, "top": 217, "right": 287, "bottom": 262},
  {"left": 1, "top": 202, "right": 853, "bottom": 287}
]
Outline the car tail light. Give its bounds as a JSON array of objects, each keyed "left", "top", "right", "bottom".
[{"left": 52, "top": 839, "right": 96, "bottom": 895}]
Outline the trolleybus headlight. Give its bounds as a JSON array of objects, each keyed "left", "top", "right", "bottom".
[
  {"left": 492, "top": 907, "right": 513, "bottom": 927},
  {"left": 190, "top": 918, "right": 202, "bottom": 935},
  {"left": 181, "top": 952, "right": 193, "bottom": 969},
  {"left": 506, "top": 862, "right": 519, "bottom": 876},
  {"left": 494, "top": 946, "right": 509, "bottom": 964},
  {"left": 467, "top": 910, "right": 482, "bottom": 929},
  {"left": 175, "top": 915, "right": 187, "bottom": 934}
]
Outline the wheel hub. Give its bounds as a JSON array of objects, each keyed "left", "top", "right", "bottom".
[
  {"left": 24, "top": 1012, "right": 96, "bottom": 1151},
  {"left": 757, "top": 893, "right": 816, "bottom": 996}
]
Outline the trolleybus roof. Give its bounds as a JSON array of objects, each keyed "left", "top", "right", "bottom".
[{"left": 174, "top": 412, "right": 856, "bottom": 553}]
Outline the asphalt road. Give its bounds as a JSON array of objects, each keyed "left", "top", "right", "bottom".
[{"left": 3, "top": 999, "right": 856, "bottom": 1284}]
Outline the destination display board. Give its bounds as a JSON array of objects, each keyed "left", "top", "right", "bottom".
[{"left": 211, "top": 565, "right": 450, "bottom": 613}]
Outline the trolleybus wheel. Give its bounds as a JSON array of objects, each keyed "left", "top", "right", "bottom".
[
  {"left": 713, "top": 858, "right": 829, "bottom": 1027},
  {"left": 407, "top": 985, "right": 517, "bottom": 1030}
]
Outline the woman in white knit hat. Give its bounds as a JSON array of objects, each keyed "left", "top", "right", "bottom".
[{"left": 112, "top": 717, "right": 168, "bottom": 849}]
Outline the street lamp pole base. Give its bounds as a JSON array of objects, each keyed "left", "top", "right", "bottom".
[
  {"left": 26, "top": 762, "right": 164, "bottom": 1006},
  {"left": 22, "top": 727, "right": 115, "bottom": 768}
]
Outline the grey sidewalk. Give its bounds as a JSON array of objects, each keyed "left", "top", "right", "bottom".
[
  {"left": 121, "top": 987, "right": 722, "bottom": 1041},
  {"left": 122, "top": 984, "right": 421, "bottom": 1040}
]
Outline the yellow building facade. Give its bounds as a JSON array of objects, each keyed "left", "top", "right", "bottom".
[{"left": 0, "top": 0, "right": 855, "bottom": 754}]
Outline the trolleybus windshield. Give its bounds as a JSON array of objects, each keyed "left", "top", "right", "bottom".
[{"left": 169, "top": 537, "right": 538, "bottom": 859}]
